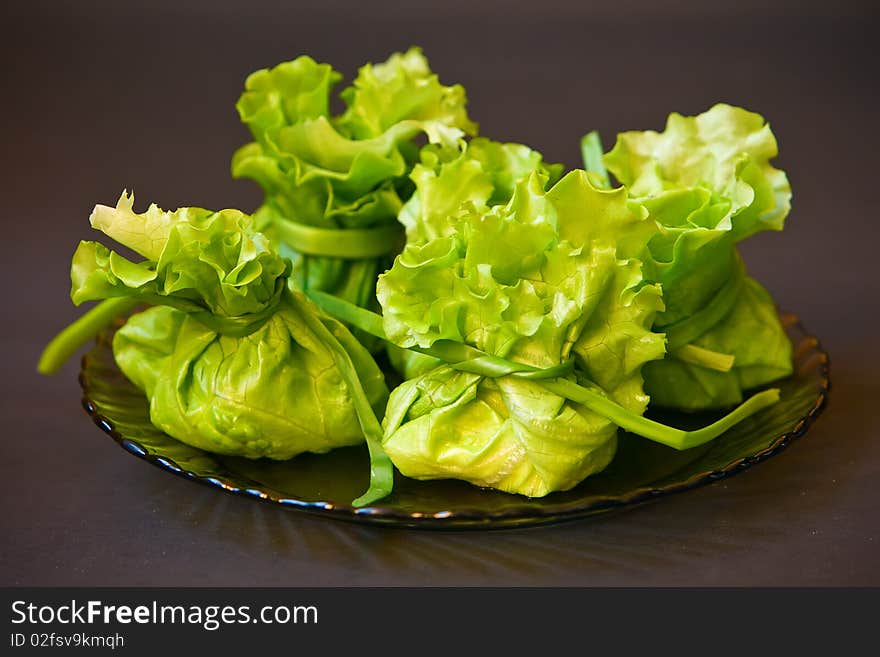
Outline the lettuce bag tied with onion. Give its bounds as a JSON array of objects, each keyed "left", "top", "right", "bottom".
[
  {"left": 372, "top": 171, "right": 665, "bottom": 496},
  {"left": 40, "top": 192, "right": 393, "bottom": 506},
  {"left": 231, "top": 47, "right": 478, "bottom": 324},
  {"left": 583, "top": 104, "right": 793, "bottom": 410}
]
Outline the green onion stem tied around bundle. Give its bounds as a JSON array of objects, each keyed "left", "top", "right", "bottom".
[
  {"left": 307, "top": 290, "right": 780, "bottom": 451},
  {"left": 275, "top": 222, "right": 404, "bottom": 260}
]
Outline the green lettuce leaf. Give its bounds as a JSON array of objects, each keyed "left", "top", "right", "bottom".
[
  {"left": 604, "top": 103, "right": 789, "bottom": 242},
  {"left": 642, "top": 275, "right": 794, "bottom": 410},
  {"left": 389, "top": 137, "right": 563, "bottom": 378},
  {"left": 113, "top": 297, "right": 388, "bottom": 460},
  {"left": 398, "top": 137, "right": 563, "bottom": 244},
  {"left": 72, "top": 191, "right": 289, "bottom": 319},
  {"left": 377, "top": 172, "right": 664, "bottom": 497},
  {"left": 599, "top": 104, "right": 793, "bottom": 409},
  {"left": 336, "top": 47, "right": 477, "bottom": 141},
  {"left": 232, "top": 47, "right": 478, "bottom": 317}
]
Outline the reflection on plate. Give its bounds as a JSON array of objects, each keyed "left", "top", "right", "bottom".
[{"left": 79, "top": 313, "right": 828, "bottom": 529}]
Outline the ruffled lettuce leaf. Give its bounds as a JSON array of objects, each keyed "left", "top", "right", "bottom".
[
  {"left": 377, "top": 172, "right": 664, "bottom": 497},
  {"left": 541, "top": 172, "right": 667, "bottom": 413},
  {"left": 604, "top": 103, "right": 789, "bottom": 241},
  {"left": 544, "top": 172, "right": 667, "bottom": 414},
  {"left": 603, "top": 103, "right": 790, "bottom": 323},
  {"left": 72, "top": 191, "right": 289, "bottom": 318},
  {"left": 398, "top": 137, "right": 563, "bottom": 244},
  {"left": 232, "top": 47, "right": 478, "bottom": 313},
  {"left": 598, "top": 104, "right": 793, "bottom": 409},
  {"left": 389, "top": 138, "right": 562, "bottom": 377},
  {"left": 336, "top": 47, "right": 477, "bottom": 141},
  {"left": 234, "top": 55, "right": 340, "bottom": 140}
]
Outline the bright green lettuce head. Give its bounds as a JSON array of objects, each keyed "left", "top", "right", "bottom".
[
  {"left": 112, "top": 298, "right": 389, "bottom": 461},
  {"left": 596, "top": 104, "right": 793, "bottom": 409},
  {"left": 70, "top": 192, "right": 389, "bottom": 468},
  {"left": 231, "top": 47, "right": 478, "bottom": 311},
  {"left": 603, "top": 103, "right": 791, "bottom": 323},
  {"left": 377, "top": 171, "right": 664, "bottom": 497}
]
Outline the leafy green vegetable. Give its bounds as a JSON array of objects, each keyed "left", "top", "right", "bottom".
[
  {"left": 231, "top": 47, "right": 478, "bottom": 325},
  {"left": 641, "top": 271, "right": 794, "bottom": 409},
  {"left": 388, "top": 137, "right": 563, "bottom": 378},
  {"left": 398, "top": 137, "right": 563, "bottom": 244},
  {"left": 592, "top": 104, "right": 794, "bottom": 410},
  {"left": 56, "top": 191, "right": 393, "bottom": 505},
  {"left": 545, "top": 174, "right": 666, "bottom": 417},
  {"left": 72, "top": 193, "right": 289, "bottom": 320},
  {"left": 374, "top": 171, "right": 666, "bottom": 496}
]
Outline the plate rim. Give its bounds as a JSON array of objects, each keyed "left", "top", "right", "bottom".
[{"left": 78, "top": 312, "right": 830, "bottom": 530}]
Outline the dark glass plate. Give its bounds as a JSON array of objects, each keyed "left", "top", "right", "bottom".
[{"left": 79, "top": 312, "right": 829, "bottom": 529}]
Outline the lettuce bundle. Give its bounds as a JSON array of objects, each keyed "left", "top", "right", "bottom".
[
  {"left": 375, "top": 172, "right": 665, "bottom": 495},
  {"left": 43, "top": 192, "right": 393, "bottom": 505},
  {"left": 585, "top": 104, "right": 793, "bottom": 409},
  {"left": 232, "top": 47, "right": 477, "bottom": 317},
  {"left": 41, "top": 50, "right": 796, "bottom": 506}
]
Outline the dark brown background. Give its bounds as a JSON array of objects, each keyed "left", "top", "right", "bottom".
[{"left": 2, "top": 0, "right": 878, "bottom": 586}]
